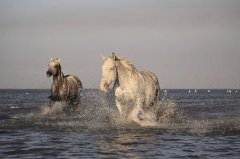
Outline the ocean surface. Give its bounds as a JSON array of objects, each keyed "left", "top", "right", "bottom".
[{"left": 0, "top": 89, "right": 240, "bottom": 158}]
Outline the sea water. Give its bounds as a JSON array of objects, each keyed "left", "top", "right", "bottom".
[{"left": 0, "top": 89, "right": 240, "bottom": 158}]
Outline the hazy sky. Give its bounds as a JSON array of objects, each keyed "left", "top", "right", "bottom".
[{"left": 0, "top": 0, "right": 240, "bottom": 89}]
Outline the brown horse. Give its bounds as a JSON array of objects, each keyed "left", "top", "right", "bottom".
[{"left": 46, "top": 58, "right": 83, "bottom": 112}]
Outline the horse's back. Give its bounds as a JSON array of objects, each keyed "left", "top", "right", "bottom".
[
  {"left": 65, "top": 75, "right": 83, "bottom": 97},
  {"left": 140, "top": 71, "right": 159, "bottom": 86},
  {"left": 65, "top": 75, "right": 82, "bottom": 88}
]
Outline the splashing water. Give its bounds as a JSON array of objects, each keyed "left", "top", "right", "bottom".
[
  {"left": 0, "top": 89, "right": 240, "bottom": 136},
  {"left": 155, "top": 99, "right": 186, "bottom": 124},
  {"left": 41, "top": 102, "right": 65, "bottom": 116},
  {"left": 17, "top": 91, "right": 185, "bottom": 131}
]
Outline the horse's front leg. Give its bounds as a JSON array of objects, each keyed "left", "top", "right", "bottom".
[
  {"left": 115, "top": 99, "right": 123, "bottom": 116},
  {"left": 48, "top": 95, "right": 55, "bottom": 107},
  {"left": 115, "top": 87, "right": 124, "bottom": 116},
  {"left": 48, "top": 99, "right": 52, "bottom": 107},
  {"left": 127, "top": 99, "right": 144, "bottom": 124}
]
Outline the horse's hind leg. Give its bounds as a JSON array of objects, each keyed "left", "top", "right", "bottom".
[
  {"left": 128, "top": 105, "right": 142, "bottom": 124},
  {"left": 116, "top": 99, "right": 123, "bottom": 116},
  {"left": 48, "top": 100, "right": 52, "bottom": 107},
  {"left": 65, "top": 95, "right": 80, "bottom": 114},
  {"left": 73, "top": 95, "right": 81, "bottom": 111}
]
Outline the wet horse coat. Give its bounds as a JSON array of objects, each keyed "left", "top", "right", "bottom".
[
  {"left": 100, "top": 53, "right": 160, "bottom": 126},
  {"left": 46, "top": 58, "right": 82, "bottom": 111}
]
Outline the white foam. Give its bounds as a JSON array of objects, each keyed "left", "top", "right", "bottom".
[{"left": 41, "top": 102, "right": 66, "bottom": 116}]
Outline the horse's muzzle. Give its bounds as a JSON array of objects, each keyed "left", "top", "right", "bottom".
[
  {"left": 46, "top": 71, "right": 52, "bottom": 77},
  {"left": 100, "top": 85, "right": 108, "bottom": 93},
  {"left": 100, "top": 81, "right": 108, "bottom": 93}
]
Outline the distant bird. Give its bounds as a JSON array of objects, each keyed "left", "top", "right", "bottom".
[
  {"left": 208, "top": 89, "right": 211, "bottom": 93},
  {"left": 188, "top": 90, "right": 191, "bottom": 93},
  {"left": 194, "top": 89, "right": 197, "bottom": 93},
  {"left": 235, "top": 90, "right": 238, "bottom": 94}
]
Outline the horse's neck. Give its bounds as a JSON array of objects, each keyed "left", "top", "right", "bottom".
[
  {"left": 116, "top": 62, "right": 134, "bottom": 87},
  {"left": 113, "top": 78, "right": 119, "bottom": 91},
  {"left": 53, "top": 70, "right": 64, "bottom": 86}
]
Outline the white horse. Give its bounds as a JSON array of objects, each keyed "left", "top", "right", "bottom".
[
  {"left": 100, "top": 53, "right": 160, "bottom": 126},
  {"left": 46, "top": 58, "right": 83, "bottom": 112}
]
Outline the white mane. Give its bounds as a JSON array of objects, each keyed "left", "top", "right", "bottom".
[{"left": 119, "top": 58, "right": 138, "bottom": 74}]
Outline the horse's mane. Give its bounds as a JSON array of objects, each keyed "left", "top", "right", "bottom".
[
  {"left": 56, "top": 63, "right": 64, "bottom": 76},
  {"left": 119, "top": 58, "right": 138, "bottom": 73}
]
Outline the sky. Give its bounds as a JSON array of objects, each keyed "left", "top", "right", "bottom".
[{"left": 0, "top": 0, "right": 240, "bottom": 89}]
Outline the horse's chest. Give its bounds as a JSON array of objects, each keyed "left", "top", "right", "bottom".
[
  {"left": 115, "top": 87, "right": 133, "bottom": 102},
  {"left": 51, "top": 83, "right": 68, "bottom": 98}
]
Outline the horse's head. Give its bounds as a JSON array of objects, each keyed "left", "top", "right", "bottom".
[
  {"left": 46, "top": 58, "right": 61, "bottom": 77},
  {"left": 100, "top": 52, "right": 119, "bottom": 93}
]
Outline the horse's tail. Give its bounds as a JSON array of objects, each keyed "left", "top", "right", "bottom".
[
  {"left": 71, "top": 75, "right": 83, "bottom": 88},
  {"left": 71, "top": 75, "right": 83, "bottom": 98},
  {"left": 141, "top": 71, "right": 160, "bottom": 102},
  {"left": 149, "top": 71, "right": 160, "bottom": 102}
]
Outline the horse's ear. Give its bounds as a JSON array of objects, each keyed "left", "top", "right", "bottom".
[
  {"left": 50, "top": 58, "right": 53, "bottom": 62},
  {"left": 57, "top": 58, "right": 60, "bottom": 63},
  {"left": 101, "top": 55, "right": 106, "bottom": 61},
  {"left": 112, "top": 52, "right": 118, "bottom": 61}
]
